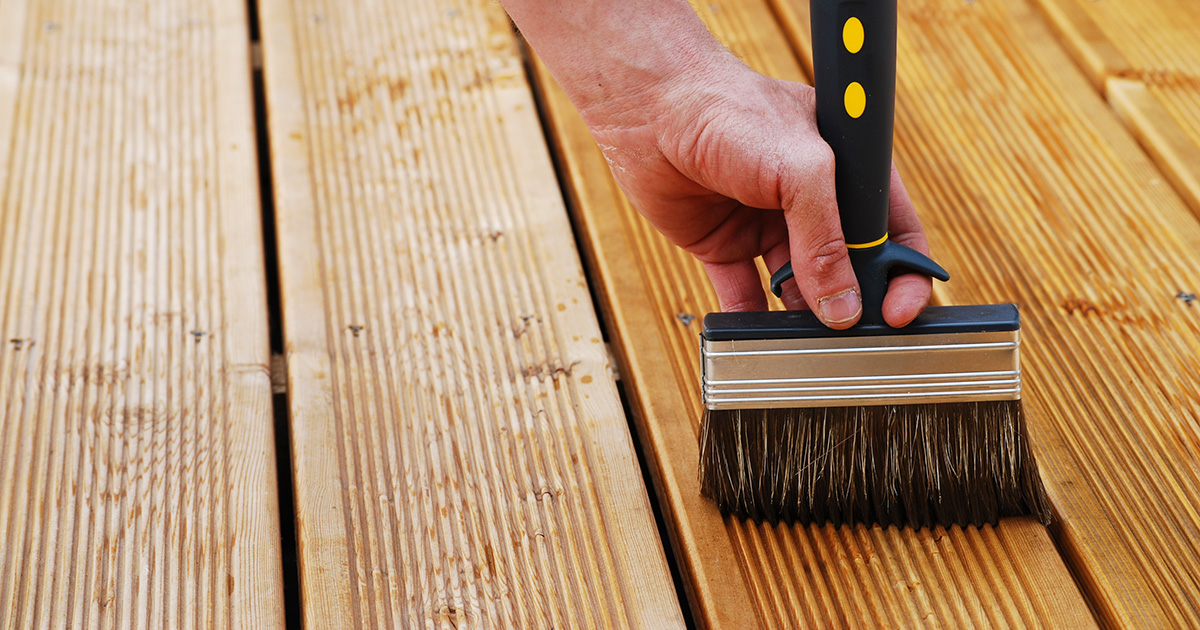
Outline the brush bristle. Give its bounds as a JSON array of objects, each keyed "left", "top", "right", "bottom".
[{"left": 698, "top": 401, "right": 1051, "bottom": 528}]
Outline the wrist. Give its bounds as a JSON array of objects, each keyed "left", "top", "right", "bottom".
[
  {"left": 572, "top": 31, "right": 736, "bottom": 135},
  {"left": 506, "top": 0, "right": 738, "bottom": 134}
]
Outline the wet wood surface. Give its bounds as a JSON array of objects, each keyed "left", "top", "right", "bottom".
[
  {"left": 258, "top": 0, "right": 683, "bottom": 627},
  {"left": 772, "top": 0, "right": 1200, "bottom": 627},
  {"left": 0, "top": 0, "right": 285, "bottom": 628}
]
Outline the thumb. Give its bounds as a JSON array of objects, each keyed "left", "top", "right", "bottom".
[{"left": 780, "top": 150, "right": 862, "bottom": 329}]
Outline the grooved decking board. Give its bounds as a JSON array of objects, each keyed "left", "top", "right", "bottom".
[
  {"left": 772, "top": 0, "right": 1200, "bottom": 626},
  {"left": 1029, "top": 0, "right": 1199, "bottom": 89},
  {"left": 0, "top": 0, "right": 284, "bottom": 628},
  {"left": 257, "top": 0, "right": 684, "bottom": 627},
  {"left": 530, "top": 1, "right": 1095, "bottom": 627},
  {"left": 1030, "top": 0, "right": 1200, "bottom": 215}
]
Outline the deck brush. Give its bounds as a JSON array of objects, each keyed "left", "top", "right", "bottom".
[{"left": 695, "top": 0, "right": 1052, "bottom": 528}]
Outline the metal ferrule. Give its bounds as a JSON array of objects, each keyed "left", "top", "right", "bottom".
[{"left": 701, "top": 329, "right": 1021, "bottom": 410}]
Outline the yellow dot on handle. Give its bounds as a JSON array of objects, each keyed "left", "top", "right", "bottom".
[
  {"left": 845, "top": 82, "right": 866, "bottom": 118},
  {"left": 843, "top": 17, "right": 864, "bottom": 53}
]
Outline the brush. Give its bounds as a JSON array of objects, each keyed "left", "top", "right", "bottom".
[{"left": 696, "top": 0, "right": 1051, "bottom": 528}]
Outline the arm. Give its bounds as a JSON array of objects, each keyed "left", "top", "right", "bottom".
[{"left": 502, "top": 0, "right": 933, "bottom": 328}]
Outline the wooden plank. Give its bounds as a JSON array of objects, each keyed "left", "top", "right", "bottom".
[
  {"left": 1030, "top": 0, "right": 1200, "bottom": 215},
  {"left": 1107, "top": 78, "right": 1200, "bottom": 218},
  {"left": 1030, "top": 0, "right": 1199, "bottom": 79},
  {"left": 530, "top": 1, "right": 1097, "bottom": 627},
  {"left": 771, "top": 0, "right": 1200, "bottom": 627},
  {"left": 0, "top": 0, "right": 285, "bottom": 628},
  {"left": 257, "top": 0, "right": 684, "bottom": 627},
  {"left": 1023, "top": 0, "right": 1132, "bottom": 89}
]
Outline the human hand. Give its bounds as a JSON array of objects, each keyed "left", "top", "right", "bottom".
[
  {"left": 499, "top": 0, "right": 932, "bottom": 329},
  {"left": 583, "top": 59, "right": 933, "bottom": 329}
]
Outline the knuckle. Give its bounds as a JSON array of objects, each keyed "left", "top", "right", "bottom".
[
  {"left": 778, "top": 150, "right": 835, "bottom": 211},
  {"left": 809, "top": 145, "right": 836, "bottom": 178},
  {"left": 784, "top": 81, "right": 819, "bottom": 119},
  {"left": 805, "top": 236, "right": 850, "bottom": 276},
  {"left": 795, "top": 82, "right": 817, "bottom": 107}
]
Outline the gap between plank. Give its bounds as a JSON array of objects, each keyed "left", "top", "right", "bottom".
[
  {"left": 516, "top": 31, "right": 699, "bottom": 630},
  {"left": 246, "top": 0, "right": 301, "bottom": 627}
]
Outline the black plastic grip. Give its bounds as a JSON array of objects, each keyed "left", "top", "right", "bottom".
[
  {"left": 812, "top": 0, "right": 897, "bottom": 245},
  {"left": 770, "top": 0, "right": 949, "bottom": 326}
]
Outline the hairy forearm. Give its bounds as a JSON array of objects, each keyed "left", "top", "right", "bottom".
[{"left": 500, "top": 0, "right": 732, "bottom": 130}]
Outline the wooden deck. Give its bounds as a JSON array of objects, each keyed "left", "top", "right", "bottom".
[{"left": 1, "top": 0, "right": 1198, "bottom": 628}]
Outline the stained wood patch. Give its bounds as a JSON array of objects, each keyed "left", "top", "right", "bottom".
[
  {"left": 532, "top": 0, "right": 1096, "bottom": 626},
  {"left": 773, "top": 0, "right": 1200, "bottom": 626},
  {"left": 257, "top": 0, "right": 683, "bottom": 627},
  {"left": 0, "top": 0, "right": 285, "bottom": 628}
]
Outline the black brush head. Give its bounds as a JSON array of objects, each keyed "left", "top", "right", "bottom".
[{"left": 698, "top": 400, "right": 1051, "bottom": 528}]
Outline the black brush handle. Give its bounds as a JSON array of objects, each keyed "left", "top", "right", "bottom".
[
  {"left": 813, "top": 0, "right": 895, "bottom": 245},
  {"left": 771, "top": 0, "right": 948, "bottom": 325}
]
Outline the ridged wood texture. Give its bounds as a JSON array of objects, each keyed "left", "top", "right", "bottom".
[
  {"left": 0, "top": 0, "right": 285, "bottom": 628},
  {"left": 1030, "top": 0, "right": 1200, "bottom": 215},
  {"left": 257, "top": 0, "right": 683, "bottom": 628},
  {"left": 531, "top": 0, "right": 1095, "bottom": 628},
  {"left": 772, "top": 0, "right": 1200, "bottom": 627}
]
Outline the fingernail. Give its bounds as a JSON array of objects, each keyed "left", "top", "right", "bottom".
[{"left": 818, "top": 289, "right": 861, "bottom": 324}]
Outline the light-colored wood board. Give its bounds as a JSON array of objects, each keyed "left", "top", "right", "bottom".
[
  {"left": 772, "top": 0, "right": 1200, "bottom": 627},
  {"left": 1107, "top": 78, "right": 1200, "bottom": 217},
  {"left": 1030, "top": 0, "right": 1200, "bottom": 77},
  {"left": 1024, "top": 0, "right": 1132, "bottom": 90},
  {"left": 257, "top": 0, "right": 684, "bottom": 627},
  {"left": 0, "top": 0, "right": 285, "bottom": 628},
  {"left": 1030, "top": 0, "right": 1200, "bottom": 216},
  {"left": 530, "top": 0, "right": 1096, "bottom": 627}
]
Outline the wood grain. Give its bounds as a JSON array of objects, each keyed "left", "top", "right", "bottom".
[
  {"left": 1107, "top": 78, "right": 1200, "bottom": 219},
  {"left": 1030, "top": 0, "right": 1200, "bottom": 85},
  {"left": 257, "top": 0, "right": 684, "bottom": 627},
  {"left": 772, "top": 0, "right": 1200, "bottom": 627},
  {"left": 0, "top": 0, "right": 285, "bottom": 628},
  {"left": 531, "top": 0, "right": 1096, "bottom": 627},
  {"left": 1030, "top": 0, "right": 1200, "bottom": 216}
]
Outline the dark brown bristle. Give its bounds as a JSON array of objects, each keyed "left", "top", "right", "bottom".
[{"left": 697, "top": 401, "right": 1051, "bottom": 528}]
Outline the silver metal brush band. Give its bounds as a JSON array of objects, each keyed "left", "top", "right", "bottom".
[{"left": 700, "top": 330, "right": 1021, "bottom": 410}]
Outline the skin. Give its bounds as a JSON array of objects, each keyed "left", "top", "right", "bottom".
[{"left": 501, "top": 0, "right": 933, "bottom": 329}]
